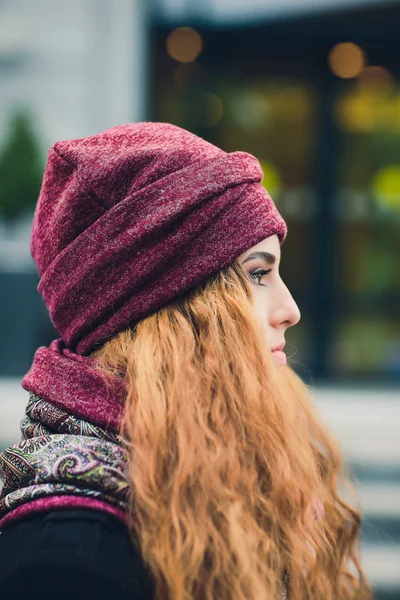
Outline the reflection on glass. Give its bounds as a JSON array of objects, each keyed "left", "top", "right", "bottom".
[{"left": 334, "top": 79, "right": 400, "bottom": 378}]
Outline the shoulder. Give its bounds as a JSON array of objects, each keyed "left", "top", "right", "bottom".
[{"left": 0, "top": 509, "right": 154, "bottom": 600}]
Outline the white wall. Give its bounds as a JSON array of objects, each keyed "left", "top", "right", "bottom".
[{"left": 0, "top": 0, "right": 149, "bottom": 152}]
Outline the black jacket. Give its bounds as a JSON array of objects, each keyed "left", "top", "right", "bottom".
[{"left": 0, "top": 509, "right": 154, "bottom": 600}]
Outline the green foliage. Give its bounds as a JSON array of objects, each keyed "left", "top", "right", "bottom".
[{"left": 0, "top": 111, "right": 43, "bottom": 222}]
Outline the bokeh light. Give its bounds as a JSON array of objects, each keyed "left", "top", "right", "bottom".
[
  {"left": 193, "top": 92, "right": 223, "bottom": 127},
  {"left": 335, "top": 88, "right": 400, "bottom": 133},
  {"left": 328, "top": 42, "right": 366, "bottom": 79},
  {"left": 228, "top": 90, "right": 271, "bottom": 129},
  {"left": 371, "top": 165, "right": 400, "bottom": 210},
  {"left": 259, "top": 160, "right": 281, "bottom": 198},
  {"left": 335, "top": 91, "right": 375, "bottom": 132},
  {"left": 358, "top": 66, "right": 394, "bottom": 91},
  {"left": 166, "top": 27, "right": 203, "bottom": 64}
]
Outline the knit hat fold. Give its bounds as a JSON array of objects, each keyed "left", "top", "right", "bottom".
[{"left": 31, "top": 122, "right": 287, "bottom": 355}]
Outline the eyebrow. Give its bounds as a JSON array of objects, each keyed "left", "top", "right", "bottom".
[{"left": 242, "top": 251, "right": 276, "bottom": 265}]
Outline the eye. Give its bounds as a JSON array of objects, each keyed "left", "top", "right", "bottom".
[{"left": 249, "top": 268, "right": 272, "bottom": 286}]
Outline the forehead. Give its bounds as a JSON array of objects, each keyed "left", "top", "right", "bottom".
[{"left": 238, "top": 234, "right": 281, "bottom": 262}]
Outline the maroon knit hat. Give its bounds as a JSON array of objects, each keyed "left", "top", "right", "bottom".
[{"left": 31, "top": 122, "right": 287, "bottom": 355}]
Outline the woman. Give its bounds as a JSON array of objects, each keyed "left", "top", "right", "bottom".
[{"left": 0, "top": 122, "right": 370, "bottom": 599}]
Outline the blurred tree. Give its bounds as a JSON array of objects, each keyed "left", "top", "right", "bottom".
[{"left": 0, "top": 111, "right": 43, "bottom": 222}]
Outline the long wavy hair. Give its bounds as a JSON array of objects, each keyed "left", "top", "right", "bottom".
[{"left": 91, "top": 258, "right": 371, "bottom": 600}]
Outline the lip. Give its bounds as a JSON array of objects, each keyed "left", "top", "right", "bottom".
[
  {"left": 271, "top": 342, "right": 287, "bottom": 366},
  {"left": 271, "top": 342, "right": 285, "bottom": 353}
]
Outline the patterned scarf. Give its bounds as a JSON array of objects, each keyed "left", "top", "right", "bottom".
[{"left": 0, "top": 339, "right": 129, "bottom": 531}]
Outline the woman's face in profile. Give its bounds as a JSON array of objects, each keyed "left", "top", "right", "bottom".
[{"left": 238, "top": 235, "right": 301, "bottom": 366}]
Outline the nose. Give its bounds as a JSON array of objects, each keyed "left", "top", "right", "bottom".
[{"left": 270, "top": 280, "right": 301, "bottom": 330}]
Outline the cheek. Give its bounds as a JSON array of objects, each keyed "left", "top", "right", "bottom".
[{"left": 252, "top": 290, "right": 272, "bottom": 328}]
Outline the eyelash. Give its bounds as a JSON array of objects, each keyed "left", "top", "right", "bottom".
[{"left": 249, "top": 268, "right": 272, "bottom": 286}]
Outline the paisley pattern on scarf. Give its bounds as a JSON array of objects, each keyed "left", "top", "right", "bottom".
[
  {"left": 21, "top": 393, "right": 123, "bottom": 443},
  {"left": 0, "top": 393, "right": 129, "bottom": 520}
]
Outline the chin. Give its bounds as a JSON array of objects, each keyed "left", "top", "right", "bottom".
[{"left": 271, "top": 351, "right": 287, "bottom": 366}]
